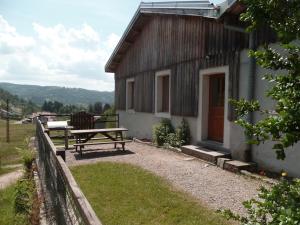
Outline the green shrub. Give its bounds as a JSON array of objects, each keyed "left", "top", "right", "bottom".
[
  {"left": 219, "top": 179, "right": 300, "bottom": 225},
  {"left": 14, "top": 179, "right": 34, "bottom": 224},
  {"left": 102, "top": 106, "right": 117, "bottom": 128},
  {"left": 14, "top": 214, "right": 29, "bottom": 225},
  {"left": 22, "top": 150, "right": 35, "bottom": 173},
  {"left": 153, "top": 119, "right": 174, "bottom": 146},
  {"left": 176, "top": 118, "right": 191, "bottom": 145},
  {"left": 165, "top": 133, "right": 182, "bottom": 148},
  {"left": 103, "top": 105, "right": 116, "bottom": 115},
  {"left": 153, "top": 118, "right": 191, "bottom": 147}
]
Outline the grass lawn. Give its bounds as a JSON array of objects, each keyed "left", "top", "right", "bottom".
[
  {"left": 71, "top": 162, "right": 231, "bottom": 225},
  {"left": 0, "top": 184, "right": 16, "bottom": 225},
  {"left": 0, "top": 119, "right": 35, "bottom": 166},
  {"left": 0, "top": 179, "right": 37, "bottom": 225}
]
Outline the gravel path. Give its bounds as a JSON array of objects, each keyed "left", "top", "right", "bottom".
[
  {"left": 66, "top": 142, "right": 268, "bottom": 215},
  {"left": 0, "top": 169, "right": 23, "bottom": 189}
]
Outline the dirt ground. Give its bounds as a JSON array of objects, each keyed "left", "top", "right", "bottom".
[{"left": 0, "top": 169, "right": 23, "bottom": 189}]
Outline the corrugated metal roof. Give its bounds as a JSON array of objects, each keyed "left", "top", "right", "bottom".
[
  {"left": 140, "top": 1, "right": 218, "bottom": 18},
  {"left": 140, "top": 1, "right": 214, "bottom": 10},
  {"left": 105, "top": 0, "right": 237, "bottom": 72}
]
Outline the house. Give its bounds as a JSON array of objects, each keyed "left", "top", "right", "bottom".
[{"left": 105, "top": 0, "right": 300, "bottom": 177}]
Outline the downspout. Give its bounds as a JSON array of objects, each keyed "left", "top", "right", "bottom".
[
  {"left": 224, "top": 23, "right": 256, "bottom": 162},
  {"left": 244, "top": 31, "right": 256, "bottom": 162}
]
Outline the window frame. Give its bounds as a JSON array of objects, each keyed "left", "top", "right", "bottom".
[
  {"left": 126, "top": 78, "right": 135, "bottom": 113},
  {"left": 155, "top": 69, "right": 171, "bottom": 118}
]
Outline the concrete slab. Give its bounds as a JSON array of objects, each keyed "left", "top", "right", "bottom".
[
  {"left": 217, "top": 157, "right": 232, "bottom": 169},
  {"left": 224, "top": 160, "right": 257, "bottom": 173}
]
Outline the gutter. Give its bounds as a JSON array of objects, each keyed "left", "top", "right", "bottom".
[{"left": 224, "top": 23, "right": 256, "bottom": 162}]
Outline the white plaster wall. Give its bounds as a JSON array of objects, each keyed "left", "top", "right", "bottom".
[
  {"left": 251, "top": 43, "right": 300, "bottom": 177},
  {"left": 117, "top": 110, "right": 198, "bottom": 143},
  {"left": 229, "top": 49, "right": 250, "bottom": 160},
  {"left": 238, "top": 45, "right": 300, "bottom": 177}
]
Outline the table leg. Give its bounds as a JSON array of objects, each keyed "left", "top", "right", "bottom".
[
  {"left": 64, "top": 129, "right": 69, "bottom": 150},
  {"left": 75, "top": 135, "right": 78, "bottom": 152},
  {"left": 79, "top": 136, "right": 83, "bottom": 157},
  {"left": 114, "top": 132, "right": 117, "bottom": 149},
  {"left": 120, "top": 131, "right": 125, "bottom": 151}
]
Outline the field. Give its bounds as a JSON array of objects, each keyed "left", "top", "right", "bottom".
[
  {"left": 0, "top": 119, "right": 35, "bottom": 167},
  {"left": 71, "top": 162, "right": 231, "bottom": 225}
]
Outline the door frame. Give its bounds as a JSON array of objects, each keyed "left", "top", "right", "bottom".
[{"left": 197, "top": 66, "right": 230, "bottom": 149}]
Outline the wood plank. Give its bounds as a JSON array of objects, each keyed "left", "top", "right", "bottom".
[
  {"left": 74, "top": 140, "right": 132, "bottom": 146},
  {"left": 71, "top": 128, "right": 128, "bottom": 134}
]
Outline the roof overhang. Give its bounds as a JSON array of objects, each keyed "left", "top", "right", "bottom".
[
  {"left": 217, "top": 0, "right": 246, "bottom": 21},
  {"left": 105, "top": 0, "right": 243, "bottom": 73}
]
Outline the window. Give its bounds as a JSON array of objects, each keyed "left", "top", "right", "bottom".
[
  {"left": 161, "top": 75, "right": 170, "bottom": 112},
  {"left": 126, "top": 78, "right": 135, "bottom": 111},
  {"left": 155, "top": 70, "right": 171, "bottom": 117}
]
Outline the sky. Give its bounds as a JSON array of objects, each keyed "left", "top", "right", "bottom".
[{"left": 0, "top": 0, "right": 223, "bottom": 92}]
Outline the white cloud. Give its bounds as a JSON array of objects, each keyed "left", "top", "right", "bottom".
[
  {"left": 0, "top": 15, "right": 120, "bottom": 91},
  {"left": 105, "top": 33, "right": 121, "bottom": 49},
  {"left": 0, "top": 16, "right": 35, "bottom": 54}
]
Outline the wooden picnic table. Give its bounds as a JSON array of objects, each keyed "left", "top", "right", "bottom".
[
  {"left": 70, "top": 128, "right": 130, "bottom": 156},
  {"left": 46, "top": 121, "right": 73, "bottom": 150}
]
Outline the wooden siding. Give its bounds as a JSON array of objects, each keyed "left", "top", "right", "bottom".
[
  {"left": 114, "top": 15, "right": 247, "bottom": 118},
  {"left": 115, "top": 77, "right": 126, "bottom": 110},
  {"left": 134, "top": 71, "right": 155, "bottom": 113}
]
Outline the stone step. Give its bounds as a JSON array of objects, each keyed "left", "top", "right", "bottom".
[
  {"left": 181, "top": 145, "right": 231, "bottom": 164},
  {"left": 198, "top": 140, "right": 230, "bottom": 153},
  {"left": 223, "top": 160, "right": 257, "bottom": 173}
]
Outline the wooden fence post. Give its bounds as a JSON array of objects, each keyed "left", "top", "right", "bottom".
[{"left": 6, "top": 99, "right": 10, "bottom": 143}]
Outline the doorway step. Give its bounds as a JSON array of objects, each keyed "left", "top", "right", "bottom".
[
  {"left": 181, "top": 145, "right": 230, "bottom": 164},
  {"left": 181, "top": 145, "right": 256, "bottom": 173}
]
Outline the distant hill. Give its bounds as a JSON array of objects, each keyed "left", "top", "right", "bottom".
[
  {"left": 0, "top": 88, "right": 39, "bottom": 116},
  {"left": 0, "top": 83, "right": 114, "bottom": 106}
]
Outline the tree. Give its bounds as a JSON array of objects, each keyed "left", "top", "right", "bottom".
[
  {"left": 88, "top": 104, "right": 94, "bottom": 113},
  {"left": 103, "top": 103, "right": 111, "bottom": 113},
  {"left": 232, "top": 0, "right": 300, "bottom": 160},
  {"left": 103, "top": 105, "right": 115, "bottom": 115},
  {"left": 41, "top": 101, "right": 50, "bottom": 112},
  {"left": 219, "top": 179, "right": 300, "bottom": 225},
  {"left": 219, "top": 2, "right": 300, "bottom": 224},
  {"left": 94, "top": 102, "right": 103, "bottom": 114},
  {"left": 53, "top": 101, "right": 63, "bottom": 113}
]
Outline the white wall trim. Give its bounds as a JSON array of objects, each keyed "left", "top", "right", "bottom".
[
  {"left": 126, "top": 78, "right": 135, "bottom": 113},
  {"left": 155, "top": 69, "right": 171, "bottom": 118},
  {"left": 197, "top": 66, "right": 230, "bottom": 149}
]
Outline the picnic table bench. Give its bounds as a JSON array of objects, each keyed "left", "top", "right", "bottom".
[{"left": 70, "top": 128, "right": 130, "bottom": 156}]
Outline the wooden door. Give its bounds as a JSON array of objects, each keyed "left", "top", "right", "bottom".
[{"left": 208, "top": 74, "right": 225, "bottom": 142}]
